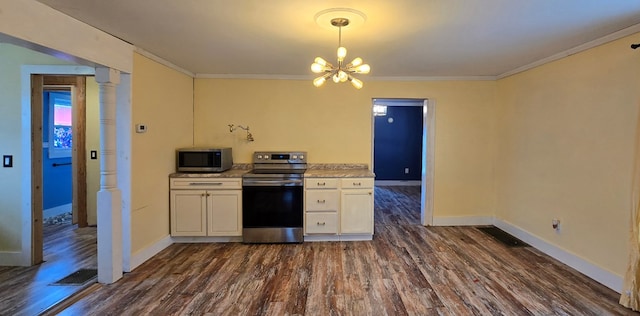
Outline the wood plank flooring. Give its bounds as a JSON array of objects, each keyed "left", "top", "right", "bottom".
[
  {"left": 56, "top": 186, "right": 635, "bottom": 315},
  {"left": 0, "top": 222, "right": 97, "bottom": 316}
]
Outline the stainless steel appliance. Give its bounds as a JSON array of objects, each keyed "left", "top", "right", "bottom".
[
  {"left": 176, "top": 147, "right": 232, "bottom": 173},
  {"left": 242, "top": 151, "right": 307, "bottom": 243}
]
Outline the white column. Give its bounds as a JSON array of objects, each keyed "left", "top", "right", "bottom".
[{"left": 95, "top": 67, "right": 123, "bottom": 284}]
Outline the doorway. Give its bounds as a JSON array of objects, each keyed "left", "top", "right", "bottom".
[
  {"left": 31, "top": 74, "right": 90, "bottom": 264},
  {"left": 371, "top": 98, "right": 435, "bottom": 226}
]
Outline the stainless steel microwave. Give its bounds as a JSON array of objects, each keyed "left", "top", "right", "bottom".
[{"left": 176, "top": 147, "right": 232, "bottom": 173}]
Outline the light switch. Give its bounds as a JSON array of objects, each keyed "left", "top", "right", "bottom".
[
  {"left": 135, "top": 124, "right": 147, "bottom": 133},
  {"left": 90, "top": 150, "right": 98, "bottom": 160},
  {"left": 3, "top": 155, "right": 13, "bottom": 168}
]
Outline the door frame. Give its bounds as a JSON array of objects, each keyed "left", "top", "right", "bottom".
[
  {"left": 21, "top": 65, "right": 95, "bottom": 265},
  {"left": 371, "top": 98, "right": 436, "bottom": 226},
  {"left": 43, "top": 76, "right": 88, "bottom": 227}
]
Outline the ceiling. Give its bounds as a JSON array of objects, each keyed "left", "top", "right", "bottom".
[{"left": 36, "top": 0, "right": 640, "bottom": 78}]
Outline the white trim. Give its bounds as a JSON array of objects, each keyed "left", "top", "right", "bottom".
[
  {"left": 43, "top": 203, "right": 72, "bottom": 219},
  {"left": 172, "top": 236, "right": 243, "bottom": 243},
  {"left": 0, "top": 251, "right": 23, "bottom": 266},
  {"left": 375, "top": 180, "right": 421, "bottom": 186},
  {"left": 422, "top": 99, "right": 435, "bottom": 226},
  {"left": 498, "top": 23, "right": 640, "bottom": 79},
  {"left": 195, "top": 73, "right": 497, "bottom": 81},
  {"left": 432, "top": 215, "right": 494, "bottom": 226},
  {"left": 339, "top": 234, "right": 373, "bottom": 241},
  {"left": 304, "top": 234, "right": 372, "bottom": 242},
  {"left": 367, "top": 76, "right": 497, "bottom": 81},
  {"left": 18, "top": 65, "right": 95, "bottom": 267},
  {"left": 134, "top": 47, "right": 195, "bottom": 78},
  {"left": 304, "top": 235, "right": 340, "bottom": 242},
  {"left": 0, "top": 0, "right": 133, "bottom": 73},
  {"left": 126, "top": 235, "right": 173, "bottom": 272},
  {"left": 493, "top": 218, "right": 623, "bottom": 293}
]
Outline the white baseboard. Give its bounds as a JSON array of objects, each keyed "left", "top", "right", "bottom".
[
  {"left": 304, "top": 234, "right": 373, "bottom": 242},
  {"left": 432, "top": 216, "right": 494, "bottom": 226},
  {"left": 493, "top": 218, "right": 623, "bottom": 293},
  {"left": 375, "top": 180, "right": 421, "bottom": 186},
  {"left": 171, "top": 236, "right": 243, "bottom": 243},
  {"left": 0, "top": 251, "right": 25, "bottom": 266},
  {"left": 125, "top": 235, "right": 173, "bottom": 272},
  {"left": 43, "top": 203, "right": 72, "bottom": 219}
]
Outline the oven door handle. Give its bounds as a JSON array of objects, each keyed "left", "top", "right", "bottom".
[{"left": 243, "top": 179, "right": 303, "bottom": 186}]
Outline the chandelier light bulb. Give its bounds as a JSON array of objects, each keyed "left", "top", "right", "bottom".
[
  {"left": 349, "top": 57, "right": 363, "bottom": 67},
  {"left": 311, "top": 63, "right": 326, "bottom": 73},
  {"left": 354, "top": 64, "right": 371, "bottom": 74},
  {"left": 313, "top": 76, "right": 327, "bottom": 87},
  {"left": 337, "top": 47, "right": 347, "bottom": 62},
  {"left": 338, "top": 70, "right": 348, "bottom": 82},
  {"left": 350, "top": 77, "right": 363, "bottom": 89},
  {"left": 332, "top": 73, "right": 340, "bottom": 83},
  {"left": 314, "top": 57, "right": 328, "bottom": 66}
]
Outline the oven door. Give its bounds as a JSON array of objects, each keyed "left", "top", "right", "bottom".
[{"left": 242, "top": 176, "right": 303, "bottom": 243}]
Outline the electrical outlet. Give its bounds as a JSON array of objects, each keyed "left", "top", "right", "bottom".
[
  {"left": 135, "top": 124, "right": 147, "bottom": 133},
  {"left": 404, "top": 168, "right": 409, "bottom": 174}
]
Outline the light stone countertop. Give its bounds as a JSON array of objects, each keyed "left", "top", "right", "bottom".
[
  {"left": 304, "top": 164, "right": 375, "bottom": 178},
  {"left": 170, "top": 164, "right": 374, "bottom": 178}
]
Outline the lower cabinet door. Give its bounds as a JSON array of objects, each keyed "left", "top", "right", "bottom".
[
  {"left": 207, "top": 190, "right": 242, "bottom": 236},
  {"left": 306, "top": 212, "right": 338, "bottom": 234},
  {"left": 170, "top": 190, "right": 207, "bottom": 236},
  {"left": 340, "top": 189, "right": 374, "bottom": 234}
]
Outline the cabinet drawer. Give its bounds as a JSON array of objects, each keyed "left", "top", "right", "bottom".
[
  {"left": 170, "top": 178, "right": 242, "bottom": 190},
  {"left": 341, "top": 178, "right": 374, "bottom": 189},
  {"left": 306, "top": 212, "right": 338, "bottom": 234},
  {"left": 305, "top": 190, "right": 339, "bottom": 211},
  {"left": 305, "top": 178, "right": 339, "bottom": 189}
]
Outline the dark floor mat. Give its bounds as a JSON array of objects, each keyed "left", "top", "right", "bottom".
[
  {"left": 52, "top": 269, "right": 97, "bottom": 285},
  {"left": 477, "top": 226, "right": 529, "bottom": 247}
]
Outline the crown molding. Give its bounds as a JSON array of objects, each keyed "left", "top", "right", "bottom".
[
  {"left": 498, "top": 23, "right": 640, "bottom": 79},
  {"left": 134, "top": 47, "right": 194, "bottom": 77},
  {"left": 195, "top": 73, "right": 497, "bottom": 81}
]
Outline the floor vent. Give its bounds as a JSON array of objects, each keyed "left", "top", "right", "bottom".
[
  {"left": 477, "top": 226, "right": 529, "bottom": 248},
  {"left": 52, "top": 269, "right": 97, "bottom": 285}
]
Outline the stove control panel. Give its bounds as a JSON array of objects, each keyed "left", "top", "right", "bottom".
[{"left": 253, "top": 151, "right": 307, "bottom": 163}]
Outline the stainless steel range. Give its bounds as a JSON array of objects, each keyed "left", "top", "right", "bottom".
[{"left": 242, "top": 151, "right": 307, "bottom": 243}]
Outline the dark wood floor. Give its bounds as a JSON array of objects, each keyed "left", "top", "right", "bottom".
[
  {"left": 54, "top": 186, "right": 634, "bottom": 315},
  {"left": 0, "top": 221, "right": 97, "bottom": 316}
]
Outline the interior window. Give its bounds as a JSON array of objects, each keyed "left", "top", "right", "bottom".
[{"left": 47, "top": 90, "right": 73, "bottom": 158}]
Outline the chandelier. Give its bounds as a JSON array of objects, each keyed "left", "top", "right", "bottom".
[{"left": 311, "top": 17, "right": 370, "bottom": 89}]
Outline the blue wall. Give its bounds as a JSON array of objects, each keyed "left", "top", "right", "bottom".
[
  {"left": 43, "top": 90, "right": 72, "bottom": 210},
  {"left": 374, "top": 106, "right": 423, "bottom": 181}
]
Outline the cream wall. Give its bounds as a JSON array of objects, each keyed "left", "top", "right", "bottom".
[
  {"left": 130, "top": 53, "right": 194, "bottom": 254},
  {"left": 194, "top": 79, "right": 498, "bottom": 218},
  {"left": 0, "top": 43, "right": 75, "bottom": 251},
  {"left": 495, "top": 33, "right": 640, "bottom": 277},
  {"left": 86, "top": 77, "right": 100, "bottom": 226}
]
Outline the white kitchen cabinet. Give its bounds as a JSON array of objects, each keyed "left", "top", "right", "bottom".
[
  {"left": 340, "top": 178, "right": 374, "bottom": 235},
  {"left": 304, "top": 177, "right": 374, "bottom": 240},
  {"left": 170, "top": 178, "right": 242, "bottom": 237},
  {"left": 304, "top": 179, "right": 339, "bottom": 236},
  {"left": 170, "top": 189, "right": 208, "bottom": 236}
]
